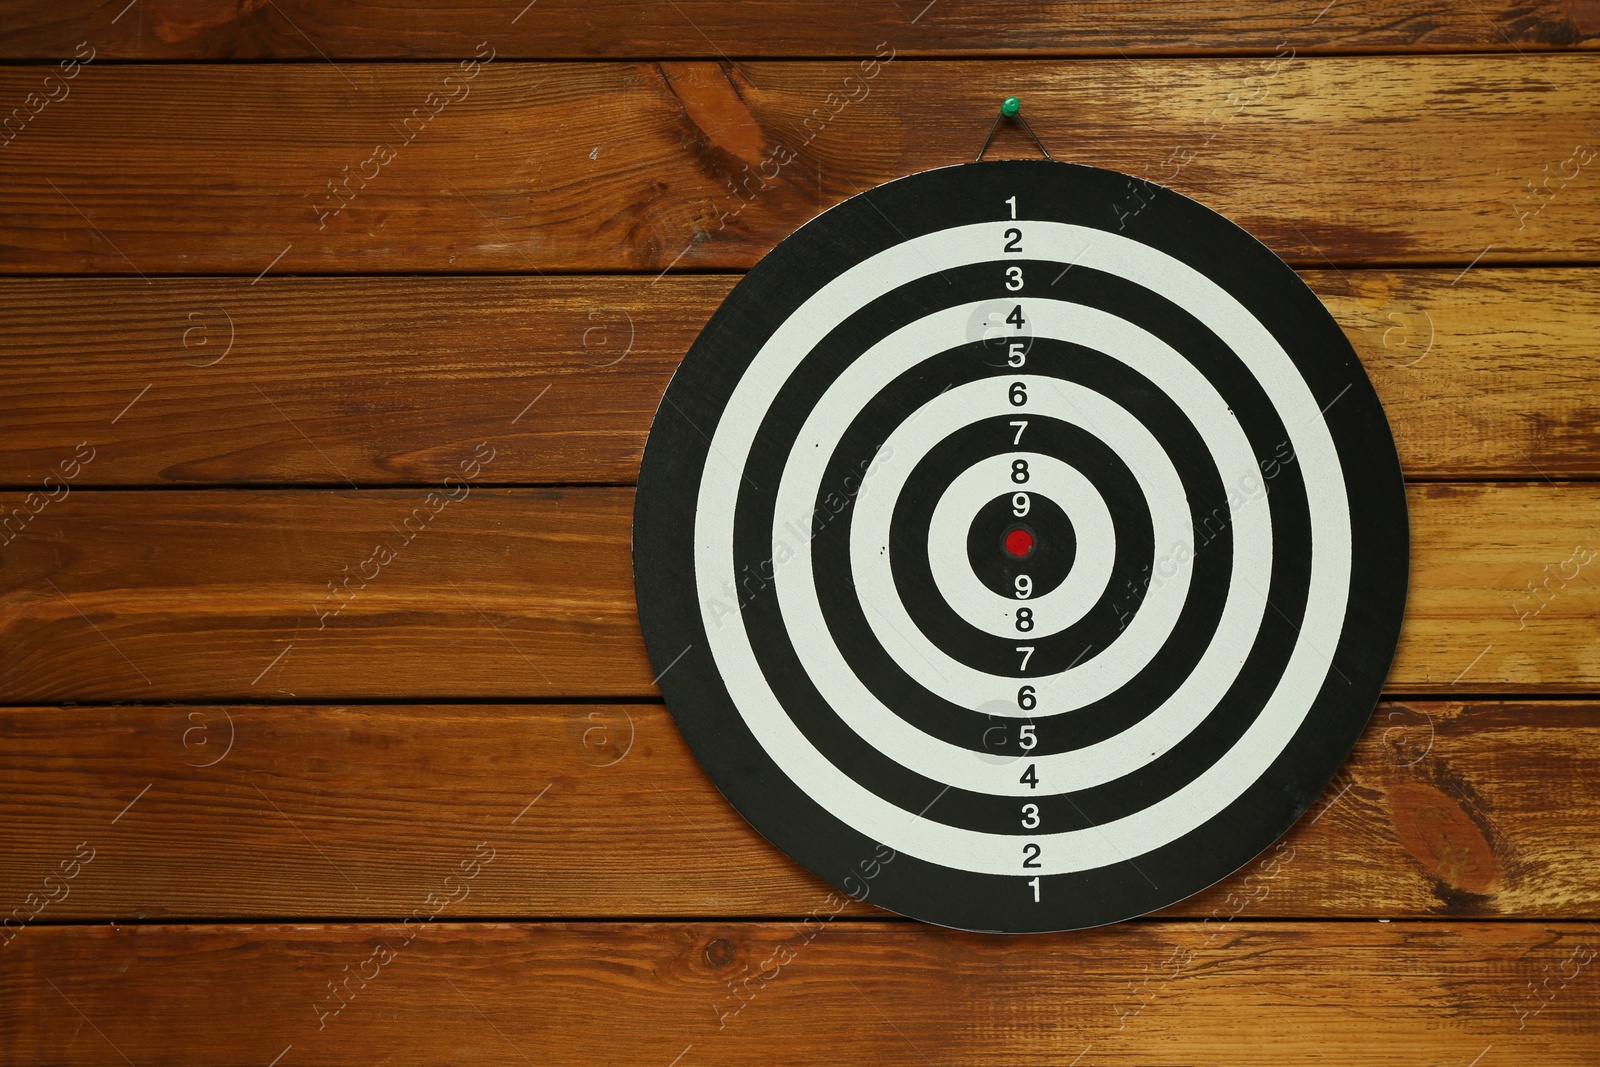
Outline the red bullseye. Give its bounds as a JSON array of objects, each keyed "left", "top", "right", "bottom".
[{"left": 1004, "top": 526, "right": 1035, "bottom": 559}]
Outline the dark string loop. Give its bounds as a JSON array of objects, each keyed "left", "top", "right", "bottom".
[{"left": 975, "top": 96, "right": 1054, "bottom": 162}]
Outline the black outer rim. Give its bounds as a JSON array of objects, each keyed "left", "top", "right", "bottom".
[{"left": 632, "top": 159, "right": 1409, "bottom": 934}]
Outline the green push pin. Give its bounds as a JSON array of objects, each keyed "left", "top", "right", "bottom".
[{"left": 977, "top": 95, "right": 1052, "bottom": 161}]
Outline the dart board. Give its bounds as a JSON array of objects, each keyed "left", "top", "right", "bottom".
[{"left": 633, "top": 159, "right": 1408, "bottom": 933}]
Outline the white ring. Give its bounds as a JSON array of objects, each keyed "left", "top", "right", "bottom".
[
  {"left": 694, "top": 221, "right": 1349, "bottom": 873},
  {"left": 839, "top": 377, "right": 1198, "bottom": 708},
  {"left": 926, "top": 455, "right": 1117, "bottom": 637},
  {"left": 770, "top": 317, "right": 1253, "bottom": 796}
]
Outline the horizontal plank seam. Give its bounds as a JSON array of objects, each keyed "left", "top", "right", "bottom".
[
  {"left": 5, "top": 475, "right": 1595, "bottom": 493},
  {"left": 0, "top": 481, "right": 1585, "bottom": 495},
  {"left": 0, "top": 47, "right": 1594, "bottom": 65},
  {"left": 7, "top": 257, "right": 1600, "bottom": 280},
  {"left": 3, "top": 266, "right": 1596, "bottom": 282},
  {"left": 11, "top": 915, "right": 1597, "bottom": 928},
  {"left": 0, "top": 696, "right": 674, "bottom": 708},
  {"left": 2, "top": 692, "right": 1596, "bottom": 709}
]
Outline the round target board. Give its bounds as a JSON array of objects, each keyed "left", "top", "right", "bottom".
[{"left": 633, "top": 159, "right": 1408, "bottom": 933}]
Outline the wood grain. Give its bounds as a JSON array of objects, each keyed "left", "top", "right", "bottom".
[
  {"left": 1, "top": 7, "right": 1594, "bottom": 1064},
  {"left": 3, "top": 58, "right": 1597, "bottom": 274},
  {"left": 0, "top": 484, "right": 1595, "bottom": 701},
  {"left": 4, "top": 920, "right": 1595, "bottom": 1065},
  {"left": 0, "top": 701, "right": 1592, "bottom": 921},
  {"left": 0, "top": 275, "right": 689, "bottom": 488},
  {"left": 1320, "top": 268, "right": 1600, "bottom": 480},
  {"left": 4, "top": 0, "right": 1597, "bottom": 59},
  {"left": 1, "top": 269, "right": 1596, "bottom": 487}
]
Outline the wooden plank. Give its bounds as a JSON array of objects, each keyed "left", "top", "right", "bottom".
[
  {"left": 0, "top": 701, "right": 1592, "bottom": 921},
  {"left": 1401, "top": 483, "right": 1600, "bottom": 691},
  {"left": 1, "top": 269, "right": 1596, "bottom": 487},
  {"left": 1, "top": 484, "right": 1596, "bottom": 701},
  {"left": 1320, "top": 268, "right": 1600, "bottom": 480},
  {"left": 0, "top": 275, "right": 692, "bottom": 488},
  {"left": 0, "top": 487, "right": 654, "bottom": 701},
  {"left": 4, "top": 0, "right": 1597, "bottom": 59},
  {"left": 4, "top": 920, "right": 1595, "bottom": 1065},
  {"left": 2, "top": 58, "right": 1597, "bottom": 274}
]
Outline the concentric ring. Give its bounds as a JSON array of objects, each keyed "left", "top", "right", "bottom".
[
  {"left": 634, "top": 160, "right": 1408, "bottom": 932},
  {"left": 929, "top": 455, "right": 1112, "bottom": 635}
]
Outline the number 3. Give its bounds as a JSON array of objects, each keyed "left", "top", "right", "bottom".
[{"left": 1005, "top": 266, "right": 1024, "bottom": 291}]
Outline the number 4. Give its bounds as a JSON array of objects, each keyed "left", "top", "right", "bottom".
[{"left": 1010, "top": 419, "right": 1027, "bottom": 445}]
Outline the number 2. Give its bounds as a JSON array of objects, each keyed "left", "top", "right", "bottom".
[
  {"left": 1022, "top": 842, "right": 1042, "bottom": 868},
  {"left": 1003, "top": 228, "right": 1022, "bottom": 253}
]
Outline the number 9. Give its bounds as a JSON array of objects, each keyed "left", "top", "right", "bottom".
[
  {"left": 1014, "top": 574, "right": 1032, "bottom": 599},
  {"left": 1012, "top": 492, "right": 1030, "bottom": 517}
]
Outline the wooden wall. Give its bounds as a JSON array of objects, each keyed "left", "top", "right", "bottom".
[{"left": 2, "top": 2, "right": 1598, "bottom": 1063}]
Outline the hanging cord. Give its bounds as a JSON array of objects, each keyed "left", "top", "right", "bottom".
[{"left": 975, "top": 96, "right": 1054, "bottom": 162}]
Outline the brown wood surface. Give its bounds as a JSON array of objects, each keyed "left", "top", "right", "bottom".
[
  {"left": 0, "top": 701, "right": 1592, "bottom": 921},
  {"left": 5, "top": 920, "right": 1596, "bottom": 1066},
  {"left": 3, "top": 58, "right": 1598, "bottom": 275},
  {"left": 5, "top": 0, "right": 1599, "bottom": 59},
  {"left": 2, "top": 269, "right": 1596, "bottom": 487},
  {"left": 4, "top": 7, "right": 1597, "bottom": 1061},
  {"left": 0, "top": 483, "right": 1596, "bottom": 701},
  {"left": 0, "top": 487, "right": 651, "bottom": 701}
]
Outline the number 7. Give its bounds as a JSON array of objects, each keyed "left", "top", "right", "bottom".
[
  {"left": 1010, "top": 420, "right": 1027, "bottom": 445},
  {"left": 1016, "top": 645, "right": 1035, "bottom": 671}
]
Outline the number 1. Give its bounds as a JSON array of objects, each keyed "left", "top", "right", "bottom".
[
  {"left": 1028, "top": 876, "right": 1040, "bottom": 902},
  {"left": 1006, "top": 195, "right": 1017, "bottom": 219}
]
